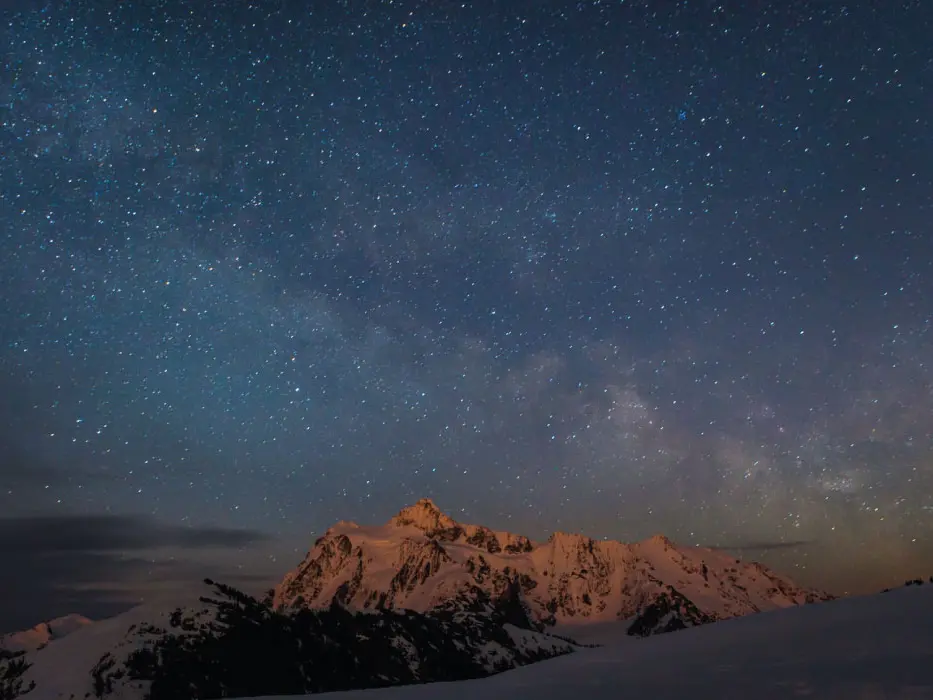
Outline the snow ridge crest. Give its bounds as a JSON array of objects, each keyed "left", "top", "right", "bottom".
[
  {"left": 389, "top": 497, "right": 458, "bottom": 532},
  {"left": 273, "top": 498, "right": 833, "bottom": 631}
]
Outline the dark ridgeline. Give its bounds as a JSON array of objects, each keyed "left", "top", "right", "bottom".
[
  {"left": 882, "top": 577, "right": 933, "bottom": 593},
  {"left": 88, "top": 578, "right": 573, "bottom": 700}
]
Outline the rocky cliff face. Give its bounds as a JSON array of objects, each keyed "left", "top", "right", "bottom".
[{"left": 274, "top": 499, "right": 832, "bottom": 636}]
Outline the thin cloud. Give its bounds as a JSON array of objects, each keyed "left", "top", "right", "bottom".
[
  {"left": 0, "top": 514, "right": 273, "bottom": 634},
  {"left": 707, "top": 539, "right": 814, "bottom": 553},
  {"left": 0, "top": 514, "right": 269, "bottom": 553}
]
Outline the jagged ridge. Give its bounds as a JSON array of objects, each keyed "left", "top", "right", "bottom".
[{"left": 274, "top": 499, "right": 832, "bottom": 637}]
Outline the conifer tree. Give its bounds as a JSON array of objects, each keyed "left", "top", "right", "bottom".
[{"left": 0, "top": 651, "right": 36, "bottom": 700}]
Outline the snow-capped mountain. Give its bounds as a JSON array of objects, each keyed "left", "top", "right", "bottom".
[
  {"left": 9, "top": 579, "right": 573, "bottom": 700},
  {"left": 274, "top": 498, "right": 831, "bottom": 636},
  {"left": 0, "top": 614, "right": 93, "bottom": 652},
  {"left": 1, "top": 499, "right": 834, "bottom": 700}
]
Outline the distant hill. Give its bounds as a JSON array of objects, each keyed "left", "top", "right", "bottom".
[{"left": 0, "top": 614, "right": 93, "bottom": 652}]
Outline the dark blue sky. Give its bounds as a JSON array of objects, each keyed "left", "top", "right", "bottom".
[{"left": 2, "top": 0, "right": 932, "bottom": 630}]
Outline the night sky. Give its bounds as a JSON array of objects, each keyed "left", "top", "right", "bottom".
[{"left": 2, "top": 0, "right": 932, "bottom": 631}]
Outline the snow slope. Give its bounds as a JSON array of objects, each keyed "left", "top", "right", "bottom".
[
  {"left": 0, "top": 614, "right": 94, "bottom": 652},
  {"left": 274, "top": 498, "right": 829, "bottom": 631},
  {"left": 250, "top": 585, "right": 933, "bottom": 700},
  {"left": 17, "top": 582, "right": 573, "bottom": 700}
]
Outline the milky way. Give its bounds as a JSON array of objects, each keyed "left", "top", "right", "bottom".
[{"left": 1, "top": 1, "right": 932, "bottom": 628}]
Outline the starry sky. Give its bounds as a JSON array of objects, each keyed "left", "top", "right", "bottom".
[{"left": 2, "top": 0, "right": 932, "bottom": 631}]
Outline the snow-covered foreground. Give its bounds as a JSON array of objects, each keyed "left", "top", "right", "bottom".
[{"left": 251, "top": 585, "right": 933, "bottom": 700}]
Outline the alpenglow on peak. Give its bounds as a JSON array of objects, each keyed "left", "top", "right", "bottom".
[{"left": 389, "top": 497, "right": 459, "bottom": 533}]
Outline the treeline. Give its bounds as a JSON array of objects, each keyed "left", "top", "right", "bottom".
[{"left": 881, "top": 576, "right": 933, "bottom": 593}]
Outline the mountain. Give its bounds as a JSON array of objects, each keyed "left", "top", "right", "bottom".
[
  {"left": 273, "top": 498, "right": 831, "bottom": 636},
  {"left": 3, "top": 499, "right": 832, "bottom": 700},
  {"left": 0, "top": 614, "right": 93, "bottom": 653},
  {"left": 10, "top": 579, "right": 573, "bottom": 700}
]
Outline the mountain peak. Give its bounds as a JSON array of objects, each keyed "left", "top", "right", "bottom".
[
  {"left": 645, "top": 533, "right": 675, "bottom": 548},
  {"left": 1, "top": 613, "right": 94, "bottom": 652},
  {"left": 275, "top": 501, "right": 832, "bottom": 629},
  {"left": 389, "top": 498, "right": 458, "bottom": 532}
]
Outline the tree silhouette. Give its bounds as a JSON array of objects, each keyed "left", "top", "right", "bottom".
[
  {"left": 0, "top": 651, "right": 35, "bottom": 700},
  {"left": 108, "top": 578, "right": 572, "bottom": 700}
]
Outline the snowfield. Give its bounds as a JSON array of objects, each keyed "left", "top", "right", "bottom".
[{"left": 248, "top": 585, "right": 933, "bottom": 700}]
